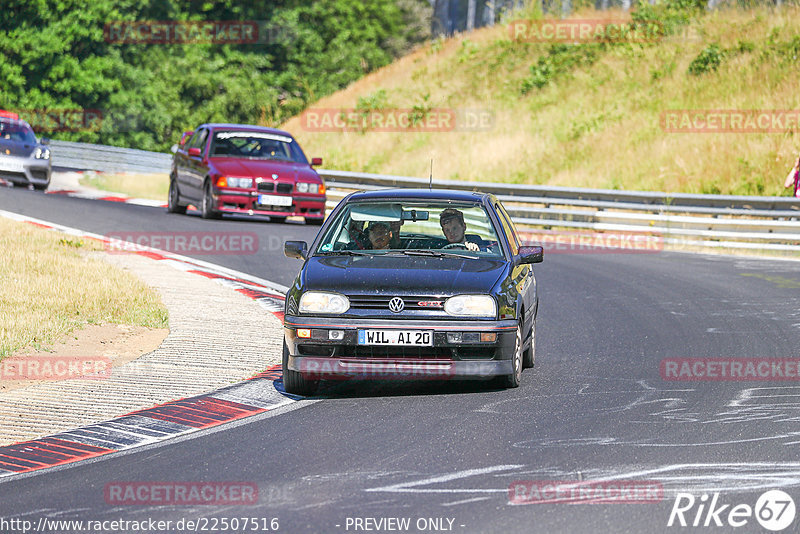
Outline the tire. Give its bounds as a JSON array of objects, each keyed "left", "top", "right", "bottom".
[
  {"left": 167, "top": 178, "right": 187, "bottom": 214},
  {"left": 306, "top": 217, "right": 324, "bottom": 226},
  {"left": 271, "top": 216, "right": 287, "bottom": 224},
  {"left": 282, "top": 342, "right": 318, "bottom": 396},
  {"left": 32, "top": 183, "right": 48, "bottom": 191},
  {"left": 523, "top": 318, "right": 536, "bottom": 369},
  {"left": 500, "top": 323, "right": 523, "bottom": 388},
  {"left": 201, "top": 180, "right": 219, "bottom": 219}
]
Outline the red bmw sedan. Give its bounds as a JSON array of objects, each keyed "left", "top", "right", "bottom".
[{"left": 169, "top": 123, "right": 326, "bottom": 224}]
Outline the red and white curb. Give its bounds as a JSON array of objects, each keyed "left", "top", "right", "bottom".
[
  {"left": 0, "top": 210, "right": 297, "bottom": 478},
  {"left": 0, "top": 177, "right": 169, "bottom": 208}
]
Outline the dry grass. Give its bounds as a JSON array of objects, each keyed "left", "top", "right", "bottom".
[
  {"left": 282, "top": 5, "right": 800, "bottom": 196},
  {"left": 80, "top": 172, "right": 169, "bottom": 200},
  {"left": 0, "top": 217, "right": 169, "bottom": 359}
]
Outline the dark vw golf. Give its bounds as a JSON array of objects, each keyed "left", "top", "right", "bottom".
[{"left": 282, "top": 189, "right": 543, "bottom": 395}]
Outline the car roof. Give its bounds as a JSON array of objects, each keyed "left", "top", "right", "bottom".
[
  {"left": 199, "top": 123, "right": 295, "bottom": 137},
  {"left": 0, "top": 117, "right": 32, "bottom": 129},
  {"left": 346, "top": 188, "right": 493, "bottom": 203}
]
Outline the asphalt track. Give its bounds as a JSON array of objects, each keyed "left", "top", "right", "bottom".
[{"left": 2, "top": 185, "right": 800, "bottom": 533}]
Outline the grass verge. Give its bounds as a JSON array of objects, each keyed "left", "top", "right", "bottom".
[
  {"left": 282, "top": 2, "right": 800, "bottom": 196},
  {"left": 0, "top": 217, "right": 169, "bottom": 360}
]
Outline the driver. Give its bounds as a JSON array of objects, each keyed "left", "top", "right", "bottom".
[{"left": 439, "top": 208, "right": 480, "bottom": 251}]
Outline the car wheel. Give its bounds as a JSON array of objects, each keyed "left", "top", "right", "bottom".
[
  {"left": 523, "top": 318, "right": 536, "bottom": 369},
  {"left": 501, "top": 323, "right": 523, "bottom": 388},
  {"left": 282, "top": 342, "right": 318, "bottom": 396},
  {"left": 201, "top": 180, "right": 219, "bottom": 219},
  {"left": 32, "top": 183, "right": 48, "bottom": 191},
  {"left": 167, "top": 178, "right": 187, "bottom": 214},
  {"left": 306, "top": 217, "right": 324, "bottom": 226},
  {"left": 271, "top": 216, "right": 287, "bottom": 224}
]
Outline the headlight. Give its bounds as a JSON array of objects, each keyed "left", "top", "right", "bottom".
[
  {"left": 34, "top": 147, "right": 50, "bottom": 160},
  {"left": 297, "top": 183, "right": 320, "bottom": 194},
  {"left": 226, "top": 177, "right": 252, "bottom": 188},
  {"left": 444, "top": 295, "right": 496, "bottom": 317},
  {"left": 299, "top": 291, "right": 350, "bottom": 314}
]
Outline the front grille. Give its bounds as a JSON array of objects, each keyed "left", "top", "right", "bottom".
[
  {"left": 276, "top": 183, "right": 293, "bottom": 194},
  {"left": 341, "top": 346, "right": 452, "bottom": 359},
  {"left": 257, "top": 182, "right": 275, "bottom": 193},
  {"left": 348, "top": 296, "right": 445, "bottom": 311}
]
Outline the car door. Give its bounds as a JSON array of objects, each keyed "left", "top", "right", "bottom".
[
  {"left": 184, "top": 128, "right": 209, "bottom": 201},
  {"left": 495, "top": 202, "right": 536, "bottom": 333},
  {"left": 176, "top": 129, "right": 200, "bottom": 201}
]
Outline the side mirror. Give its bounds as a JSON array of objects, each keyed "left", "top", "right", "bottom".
[
  {"left": 285, "top": 241, "right": 308, "bottom": 260},
  {"left": 170, "top": 144, "right": 178, "bottom": 154},
  {"left": 188, "top": 147, "right": 202, "bottom": 157},
  {"left": 516, "top": 245, "right": 543, "bottom": 265},
  {"left": 40, "top": 138, "right": 50, "bottom": 145},
  {"left": 311, "top": 157, "right": 322, "bottom": 166}
]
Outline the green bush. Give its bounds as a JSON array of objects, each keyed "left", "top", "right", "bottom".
[
  {"left": 0, "top": 0, "right": 432, "bottom": 151},
  {"left": 521, "top": 44, "right": 599, "bottom": 94},
  {"left": 688, "top": 44, "right": 725, "bottom": 75}
]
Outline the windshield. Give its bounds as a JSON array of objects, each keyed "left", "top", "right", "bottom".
[
  {"left": 209, "top": 130, "right": 308, "bottom": 163},
  {"left": 0, "top": 120, "right": 36, "bottom": 143},
  {"left": 315, "top": 201, "right": 504, "bottom": 258}
]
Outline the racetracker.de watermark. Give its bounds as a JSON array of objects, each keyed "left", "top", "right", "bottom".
[
  {"left": 517, "top": 230, "right": 663, "bottom": 253},
  {"left": 0, "top": 356, "right": 112, "bottom": 381},
  {"left": 508, "top": 19, "right": 664, "bottom": 43},
  {"left": 298, "top": 357, "right": 456, "bottom": 381},
  {"left": 660, "top": 358, "right": 800, "bottom": 381},
  {"left": 104, "top": 481, "right": 258, "bottom": 505},
  {"left": 661, "top": 110, "right": 800, "bottom": 133},
  {"left": 299, "top": 108, "right": 495, "bottom": 133},
  {"left": 7, "top": 109, "right": 102, "bottom": 133},
  {"left": 104, "top": 20, "right": 291, "bottom": 45},
  {"left": 509, "top": 480, "right": 664, "bottom": 504},
  {"left": 105, "top": 232, "right": 259, "bottom": 255}
]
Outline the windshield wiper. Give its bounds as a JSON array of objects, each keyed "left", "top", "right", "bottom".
[
  {"left": 400, "top": 250, "right": 476, "bottom": 260},
  {"left": 315, "top": 250, "right": 372, "bottom": 256}
]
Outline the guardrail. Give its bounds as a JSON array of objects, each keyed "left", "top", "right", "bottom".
[
  {"left": 50, "top": 140, "right": 171, "bottom": 174},
  {"left": 316, "top": 169, "right": 800, "bottom": 252},
  {"left": 47, "top": 141, "right": 800, "bottom": 252}
]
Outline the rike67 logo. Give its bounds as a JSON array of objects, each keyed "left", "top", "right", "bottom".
[{"left": 668, "top": 490, "right": 796, "bottom": 531}]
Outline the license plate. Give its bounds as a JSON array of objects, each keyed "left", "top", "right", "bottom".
[
  {"left": 258, "top": 194, "right": 293, "bottom": 207},
  {"left": 0, "top": 159, "right": 24, "bottom": 173},
  {"left": 358, "top": 330, "right": 432, "bottom": 346}
]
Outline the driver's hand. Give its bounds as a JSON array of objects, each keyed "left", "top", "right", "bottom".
[{"left": 465, "top": 241, "right": 479, "bottom": 251}]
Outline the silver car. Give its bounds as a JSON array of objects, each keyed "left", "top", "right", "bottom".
[{"left": 0, "top": 117, "right": 51, "bottom": 190}]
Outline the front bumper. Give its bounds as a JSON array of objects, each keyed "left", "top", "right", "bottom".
[
  {"left": 0, "top": 156, "right": 51, "bottom": 188},
  {"left": 212, "top": 189, "right": 325, "bottom": 220},
  {"left": 284, "top": 315, "right": 518, "bottom": 380}
]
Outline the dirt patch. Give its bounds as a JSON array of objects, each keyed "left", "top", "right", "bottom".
[{"left": 0, "top": 324, "right": 168, "bottom": 392}]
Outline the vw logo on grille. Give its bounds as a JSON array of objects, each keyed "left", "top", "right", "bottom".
[{"left": 388, "top": 297, "right": 405, "bottom": 313}]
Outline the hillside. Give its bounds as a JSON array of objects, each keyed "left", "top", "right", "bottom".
[{"left": 283, "top": 2, "right": 800, "bottom": 196}]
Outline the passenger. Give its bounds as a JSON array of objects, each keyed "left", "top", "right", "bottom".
[
  {"left": 367, "top": 221, "right": 393, "bottom": 250},
  {"left": 439, "top": 208, "right": 480, "bottom": 251}
]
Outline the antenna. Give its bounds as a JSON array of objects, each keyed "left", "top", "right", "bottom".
[{"left": 429, "top": 159, "right": 433, "bottom": 190}]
